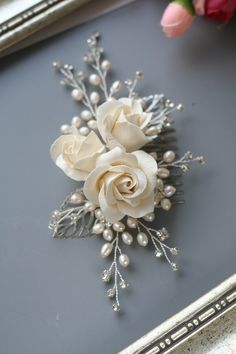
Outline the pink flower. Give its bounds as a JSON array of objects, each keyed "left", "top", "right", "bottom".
[
  {"left": 161, "top": 2, "right": 195, "bottom": 38},
  {"left": 204, "top": 0, "right": 236, "bottom": 21}
]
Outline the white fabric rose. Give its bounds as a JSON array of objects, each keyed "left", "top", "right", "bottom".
[
  {"left": 50, "top": 130, "right": 105, "bottom": 181},
  {"left": 97, "top": 98, "right": 152, "bottom": 152},
  {"left": 83, "top": 147, "right": 157, "bottom": 223}
]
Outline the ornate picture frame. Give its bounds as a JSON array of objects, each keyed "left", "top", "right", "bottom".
[
  {"left": 120, "top": 274, "right": 236, "bottom": 354},
  {"left": 0, "top": 0, "right": 90, "bottom": 52}
]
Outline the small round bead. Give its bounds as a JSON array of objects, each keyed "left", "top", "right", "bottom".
[
  {"left": 79, "top": 126, "right": 90, "bottom": 136},
  {"left": 127, "top": 217, "right": 137, "bottom": 229},
  {"left": 81, "top": 110, "right": 92, "bottom": 121},
  {"left": 101, "top": 243, "right": 113, "bottom": 258},
  {"left": 89, "top": 73, "right": 101, "bottom": 86},
  {"left": 71, "top": 116, "right": 81, "bottom": 128},
  {"left": 161, "top": 198, "right": 172, "bottom": 211},
  {"left": 87, "top": 120, "right": 97, "bottom": 130},
  {"left": 121, "top": 232, "right": 133, "bottom": 245},
  {"left": 92, "top": 223, "right": 105, "bottom": 234},
  {"left": 137, "top": 232, "right": 149, "bottom": 247},
  {"left": 70, "top": 192, "right": 84, "bottom": 204},
  {"left": 84, "top": 201, "right": 96, "bottom": 212},
  {"left": 90, "top": 91, "right": 100, "bottom": 104},
  {"left": 101, "top": 60, "right": 111, "bottom": 71},
  {"left": 143, "top": 212, "right": 155, "bottom": 222},
  {"left": 52, "top": 60, "right": 60, "bottom": 68},
  {"left": 60, "top": 124, "right": 71, "bottom": 134},
  {"left": 163, "top": 151, "right": 176, "bottom": 163},
  {"left": 119, "top": 254, "right": 130, "bottom": 268},
  {"left": 145, "top": 126, "right": 158, "bottom": 136},
  {"left": 157, "top": 168, "right": 170, "bottom": 179},
  {"left": 164, "top": 185, "right": 176, "bottom": 198},
  {"left": 111, "top": 81, "right": 122, "bottom": 93},
  {"left": 52, "top": 210, "right": 60, "bottom": 218},
  {"left": 103, "top": 229, "right": 114, "bottom": 242},
  {"left": 113, "top": 222, "right": 125, "bottom": 232},
  {"left": 71, "top": 88, "right": 83, "bottom": 101}
]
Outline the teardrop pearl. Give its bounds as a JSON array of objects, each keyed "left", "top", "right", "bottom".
[
  {"left": 121, "top": 232, "right": 133, "bottom": 245},
  {"left": 137, "top": 232, "right": 149, "bottom": 247},
  {"left": 100, "top": 243, "right": 113, "bottom": 258},
  {"left": 157, "top": 168, "right": 170, "bottom": 178},
  {"left": 92, "top": 223, "right": 105, "bottom": 234},
  {"left": 143, "top": 213, "right": 155, "bottom": 222},
  {"left": 113, "top": 222, "right": 125, "bottom": 232},
  {"left": 103, "top": 229, "right": 114, "bottom": 242},
  {"left": 127, "top": 217, "right": 137, "bottom": 229},
  {"left": 161, "top": 198, "right": 172, "bottom": 211},
  {"left": 119, "top": 254, "right": 130, "bottom": 267},
  {"left": 164, "top": 185, "right": 176, "bottom": 197}
]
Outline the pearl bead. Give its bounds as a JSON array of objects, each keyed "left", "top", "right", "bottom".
[
  {"left": 157, "top": 168, "right": 170, "bottom": 178},
  {"left": 81, "top": 110, "right": 92, "bottom": 121},
  {"left": 92, "top": 223, "right": 105, "bottom": 234},
  {"left": 84, "top": 201, "right": 96, "bottom": 212},
  {"left": 100, "top": 243, "right": 113, "bottom": 258},
  {"left": 137, "top": 232, "right": 149, "bottom": 247},
  {"left": 101, "top": 60, "right": 111, "bottom": 71},
  {"left": 111, "top": 81, "right": 122, "bottom": 93},
  {"left": 70, "top": 192, "right": 84, "bottom": 204},
  {"left": 52, "top": 60, "right": 60, "bottom": 68},
  {"left": 164, "top": 185, "right": 176, "bottom": 198},
  {"left": 163, "top": 150, "right": 176, "bottom": 163},
  {"left": 89, "top": 73, "right": 101, "bottom": 86},
  {"left": 71, "top": 88, "right": 83, "bottom": 101},
  {"left": 71, "top": 116, "right": 81, "bottom": 128},
  {"left": 145, "top": 126, "right": 158, "bottom": 136},
  {"left": 127, "top": 217, "right": 137, "bottom": 229},
  {"left": 161, "top": 198, "right": 172, "bottom": 211},
  {"left": 156, "top": 178, "right": 164, "bottom": 190},
  {"left": 119, "top": 254, "right": 130, "bottom": 268},
  {"left": 94, "top": 209, "right": 103, "bottom": 220},
  {"left": 79, "top": 126, "right": 90, "bottom": 136},
  {"left": 113, "top": 222, "right": 125, "bottom": 232},
  {"left": 87, "top": 120, "right": 97, "bottom": 130},
  {"left": 60, "top": 124, "right": 71, "bottom": 134},
  {"left": 90, "top": 91, "right": 100, "bottom": 104},
  {"left": 121, "top": 232, "right": 133, "bottom": 245},
  {"left": 52, "top": 210, "right": 60, "bottom": 218},
  {"left": 103, "top": 229, "right": 114, "bottom": 242},
  {"left": 143, "top": 213, "right": 155, "bottom": 222}
]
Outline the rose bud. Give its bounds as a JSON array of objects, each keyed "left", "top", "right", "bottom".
[
  {"left": 161, "top": 0, "right": 195, "bottom": 38},
  {"left": 204, "top": 0, "right": 236, "bottom": 22}
]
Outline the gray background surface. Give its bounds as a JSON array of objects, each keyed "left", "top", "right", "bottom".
[{"left": 0, "top": 1, "right": 236, "bottom": 353}]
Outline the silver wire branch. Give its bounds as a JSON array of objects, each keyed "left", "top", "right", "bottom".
[
  {"left": 57, "top": 65, "right": 97, "bottom": 118},
  {"left": 101, "top": 233, "right": 128, "bottom": 312},
  {"left": 125, "top": 71, "right": 143, "bottom": 98},
  {"left": 137, "top": 221, "right": 179, "bottom": 271},
  {"left": 159, "top": 151, "right": 205, "bottom": 171},
  {"left": 49, "top": 189, "right": 95, "bottom": 239}
]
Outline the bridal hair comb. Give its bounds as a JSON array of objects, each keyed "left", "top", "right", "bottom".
[{"left": 49, "top": 32, "right": 204, "bottom": 313}]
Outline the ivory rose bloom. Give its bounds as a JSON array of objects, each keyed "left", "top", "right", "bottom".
[
  {"left": 50, "top": 130, "right": 105, "bottom": 181},
  {"left": 97, "top": 98, "right": 152, "bottom": 152},
  {"left": 84, "top": 147, "right": 158, "bottom": 223}
]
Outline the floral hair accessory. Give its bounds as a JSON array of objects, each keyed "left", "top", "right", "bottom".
[{"left": 49, "top": 33, "right": 205, "bottom": 313}]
